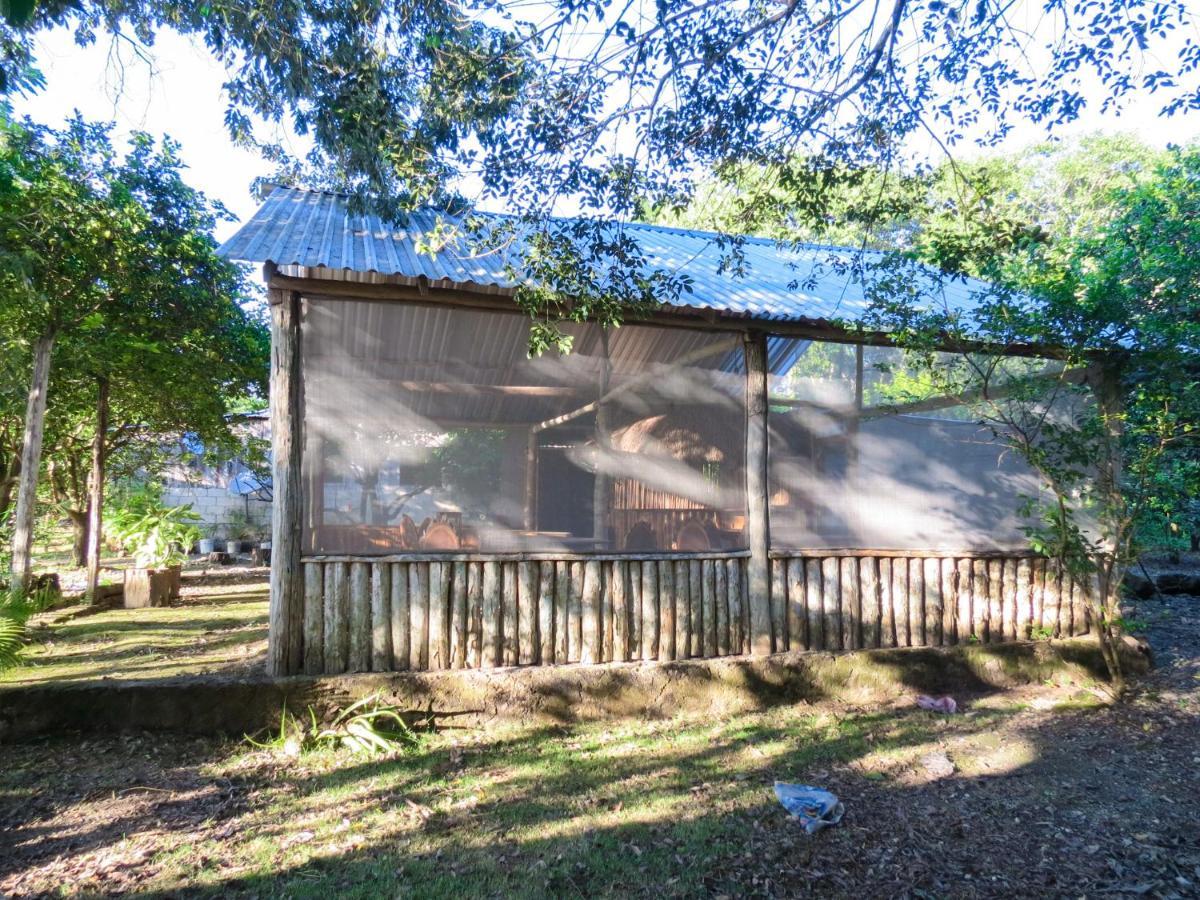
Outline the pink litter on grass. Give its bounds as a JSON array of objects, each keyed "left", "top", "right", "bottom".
[{"left": 916, "top": 694, "right": 958, "bottom": 714}]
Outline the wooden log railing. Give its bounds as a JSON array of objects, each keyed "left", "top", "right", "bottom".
[{"left": 292, "top": 550, "right": 1092, "bottom": 675}]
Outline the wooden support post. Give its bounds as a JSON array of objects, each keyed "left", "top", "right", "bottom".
[
  {"left": 411, "top": 562, "right": 430, "bottom": 669},
  {"left": 703, "top": 559, "right": 717, "bottom": 658},
  {"left": 940, "top": 559, "right": 956, "bottom": 646},
  {"left": 267, "top": 290, "right": 304, "bottom": 676},
  {"left": 451, "top": 561, "right": 468, "bottom": 668},
  {"left": 582, "top": 559, "right": 601, "bottom": 664},
  {"left": 569, "top": 561, "right": 584, "bottom": 662},
  {"left": 823, "top": 557, "right": 842, "bottom": 650},
  {"left": 481, "top": 561, "right": 501, "bottom": 668},
  {"left": 502, "top": 562, "right": 518, "bottom": 666},
  {"left": 743, "top": 332, "right": 772, "bottom": 654},
  {"left": 303, "top": 562, "right": 324, "bottom": 674},
  {"left": 467, "top": 562, "right": 483, "bottom": 668},
  {"left": 348, "top": 561, "right": 370, "bottom": 672},
  {"left": 861, "top": 557, "right": 881, "bottom": 649},
  {"left": 806, "top": 557, "right": 824, "bottom": 650},
  {"left": 674, "top": 559, "right": 689, "bottom": 659},
  {"left": 613, "top": 560, "right": 629, "bottom": 661},
  {"left": 715, "top": 558, "right": 729, "bottom": 655},
  {"left": 538, "top": 561, "right": 555, "bottom": 665},
  {"left": 908, "top": 557, "right": 924, "bottom": 646},
  {"left": 642, "top": 560, "right": 659, "bottom": 660},
  {"left": 891, "top": 556, "right": 908, "bottom": 647},
  {"left": 555, "top": 560, "right": 570, "bottom": 663},
  {"left": 842, "top": 556, "right": 860, "bottom": 650},
  {"left": 391, "top": 562, "right": 410, "bottom": 670},
  {"left": 727, "top": 558, "right": 743, "bottom": 654},
  {"left": 879, "top": 557, "right": 895, "bottom": 648},
  {"left": 369, "top": 564, "right": 393, "bottom": 672},
  {"left": 518, "top": 560, "right": 537, "bottom": 665},
  {"left": 659, "top": 560, "right": 676, "bottom": 661}
]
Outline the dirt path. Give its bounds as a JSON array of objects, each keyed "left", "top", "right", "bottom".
[{"left": 0, "top": 591, "right": 1197, "bottom": 898}]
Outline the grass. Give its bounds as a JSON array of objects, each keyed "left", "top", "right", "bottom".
[
  {"left": 0, "top": 581, "right": 267, "bottom": 686},
  {"left": 2, "top": 700, "right": 1041, "bottom": 897}
]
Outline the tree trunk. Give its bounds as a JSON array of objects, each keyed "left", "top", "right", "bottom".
[
  {"left": 66, "top": 508, "right": 88, "bottom": 567},
  {"left": 10, "top": 330, "right": 55, "bottom": 593},
  {"left": 86, "top": 377, "right": 109, "bottom": 602}
]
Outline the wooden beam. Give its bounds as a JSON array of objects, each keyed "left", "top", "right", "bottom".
[
  {"left": 267, "top": 289, "right": 305, "bottom": 676},
  {"left": 744, "top": 331, "right": 772, "bottom": 655}
]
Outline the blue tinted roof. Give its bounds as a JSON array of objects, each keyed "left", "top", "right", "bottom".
[{"left": 220, "top": 185, "right": 989, "bottom": 326}]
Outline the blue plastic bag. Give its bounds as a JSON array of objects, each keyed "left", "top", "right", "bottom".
[{"left": 773, "top": 782, "right": 845, "bottom": 834}]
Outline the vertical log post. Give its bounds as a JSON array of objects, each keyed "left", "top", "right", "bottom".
[
  {"left": 744, "top": 331, "right": 772, "bottom": 655},
  {"left": 267, "top": 289, "right": 304, "bottom": 676},
  {"left": 85, "top": 377, "right": 109, "bottom": 602}
]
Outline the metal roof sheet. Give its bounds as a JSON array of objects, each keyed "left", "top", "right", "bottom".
[{"left": 220, "top": 185, "right": 990, "bottom": 325}]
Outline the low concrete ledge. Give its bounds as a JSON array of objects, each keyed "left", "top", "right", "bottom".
[{"left": 0, "top": 637, "right": 1150, "bottom": 742}]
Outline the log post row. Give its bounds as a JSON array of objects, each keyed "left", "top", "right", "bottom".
[{"left": 295, "top": 551, "right": 1048, "bottom": 673}]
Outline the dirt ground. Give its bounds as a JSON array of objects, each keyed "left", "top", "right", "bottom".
[{"left": 0, "top": 585, "right": 1197, "bottom": 898}]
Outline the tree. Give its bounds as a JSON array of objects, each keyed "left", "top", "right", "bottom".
[
  {"left": 0, "top": 112, "right": 267, "bottom": 593},
  {"left": 861, "top": 147, "right": 1200, "bottom": 695}
]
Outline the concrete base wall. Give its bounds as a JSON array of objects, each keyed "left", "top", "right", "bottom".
[{"left": 0, "top": 637, "right": 1149, "bottom": 742}]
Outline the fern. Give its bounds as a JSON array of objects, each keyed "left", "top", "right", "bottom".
[{"left": 0, "top": 611, "right": 26, "bottom": 671}]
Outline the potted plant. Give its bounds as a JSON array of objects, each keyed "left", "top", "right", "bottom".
[
  {"left": 197, "top": 526, "right": 217, "bottom": 556},
  {"left": 109, "top": 495, "right": 202, "bottom": 608}
]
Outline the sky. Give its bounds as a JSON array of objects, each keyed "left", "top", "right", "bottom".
[{"left": 16, "top": 16, "right": 1200, "bottom": 244}]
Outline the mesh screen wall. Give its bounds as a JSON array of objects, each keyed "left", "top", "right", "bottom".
[
  {"left": 301, "top": 297, "right": 748, "bottom": 554},
  {"left": 767, "top": 339, "right": 1053, "bottom": 551}
]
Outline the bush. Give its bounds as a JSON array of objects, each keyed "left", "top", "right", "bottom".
[{"left": 106, "top": 483, "right": 202, "bottom": 568}]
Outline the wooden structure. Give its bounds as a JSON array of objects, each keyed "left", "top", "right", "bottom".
[{"left": 220, "top": 187, "right": 1085, "bottom": 677}]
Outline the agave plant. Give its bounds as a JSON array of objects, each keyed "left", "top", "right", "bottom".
[{"left": 246, "top": 693, "right": 418, "bottom": 758}]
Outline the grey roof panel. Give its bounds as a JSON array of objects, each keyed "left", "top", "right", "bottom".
[{"left": 220, "top": 185, "right": 989, "bottom": 325}]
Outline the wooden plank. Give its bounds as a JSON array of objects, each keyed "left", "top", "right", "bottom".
[
  {"left": 744, "top": 332, "right": 772, "bottom": 655},
  {"left": 371, "top": 562, "right": 391, "bottom": 671},
  {"left": 1003, "top": 558, "right": 1019, "bottom": 641},
  {"left": 841, "top": 556, "right": 859, "bottom": 650},
  {"left": 410, "top": 562, "right": 430, "bottom": 670},
  {"left": 891, "top": 555, "right": 908, "bottom": 647},
  {"left": 879, "top": 557, "right": 894, "bottom": 648},
  {"left": 988, "top": 559, "right": 1004, "bottom": 644},
  {"left": 500, "top": 563, "right": 517, "bottom": 666},
  {"left": 569, "top": 561, "right": 584, "bottom": 663},
  {"left": 1015, "top": 558, "right": 1032, "bottom": 641},
  {"left": 1031, "top": 558, "right": 1045, "bottom": 633},
  {"left": 431, "top": 561, "right": 452, "bottom": 669},
  {"left": 674, "top": 559, "right": 689, "bottom": 659},
  {"left": 689, "top": 559, "right": 703, "bottom": 657},
  {"left": 538, "top": 561, "right": 555, "bottom": 665},
  {"left": 267, "top": 289, "right": 304, "bottom": 676},
  {"left": 727, "top": 559, "right": 743, "bottom": 654},
  {"left": 582, "top": 560, "right": 601, "bottom": 664},
  {"left": 628, "top": 560, "right": 642, "bottom": 657},
  {"left": 518, "top": 560, "right": 537, "bottom": 666},
  {"left": 466, "top": 562, "right": 482, "bottom": 668},
  {"left": 940, "top": 559, "right": 956, "bottom": 646},
  {"left": 907, "top": 557, "right": 924, "bottom": 647},
  {"left": 860, "top": 557, "right": 880, "bottom": 649},
  {"left": 702, "top": 559, "right": 717, "bottom": 658},
  {"left": 822, "top": 557, "right": 841, "bottom": 650},
  {"left": 659, "top": 559, "right": 676, "bottom": 661},
  {"left": 323, "top": 562, "right": 349, "bottom": 673},
  {"left": 641, "top": 559, "right": 659, "bottom": 660},
  {"left": 956, "top": 558, "right": 972, "bottom": 642},
  {"left": 347, "top": 562, "right": 370, "bottom": 672},
  {"left": 390, "top": 562, "right": 410, "bottom": 670},
  {"left": 970, "top": 559, "right": 988, "bottom": 641},
  {"left": 451, "top": 561, "right": 468, "bottom": 668},
  {"left": 613, "top": 560, "right": 629, "bottom": 661},
  {"left": 601, "top": 562, "right": 614, "bottom": 663},
  {"left": 771, "top": 558, "right": 787, "bottom": 652},
  {"left": 555, "top": 560, "right": 570, "bottom": 664},
  {"left": 804, "top": 557, "right": 823, "bottom": 650},
  {"left": 303, "top": 562, "right": 325, "bottom": 675},
  {"left": 924, "top": 557, "right": 941, "bottom": 646},
  {"left": 715, "top": 558, "right": 729, "bottom": 656},
  {"left": 783, "top": 559, "right": 803, "bottom": 652},
  {"left": 481, "top": 561, "right": 501, "bottom": 668}
]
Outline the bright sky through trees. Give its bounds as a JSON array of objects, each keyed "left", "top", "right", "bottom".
[{"left": 15, "top": 2, "right": 1200, "bottom": 241}]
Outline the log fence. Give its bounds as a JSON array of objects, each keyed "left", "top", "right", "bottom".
[{"left": 294, "top": 550, "right": 1093, "bottom": 674}]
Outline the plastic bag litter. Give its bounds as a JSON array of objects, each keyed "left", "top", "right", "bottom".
[
  {"left": 916, "top": 694, "right": 958, "bottom": 714},
  {"left": 773, "top": 783, "right": 845, "bottom": 834}
]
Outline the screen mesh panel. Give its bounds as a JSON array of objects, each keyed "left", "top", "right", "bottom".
[
  {"left": 301, "top": 298, "right": 748, "bottom": 554},
  {"left": 767, "top": 340, "right": 1054, "bottom": 551}
]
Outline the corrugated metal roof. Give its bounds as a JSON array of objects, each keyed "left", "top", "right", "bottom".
[{"left": 220, "top": 185, "right": 989, "bottom": 325}]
